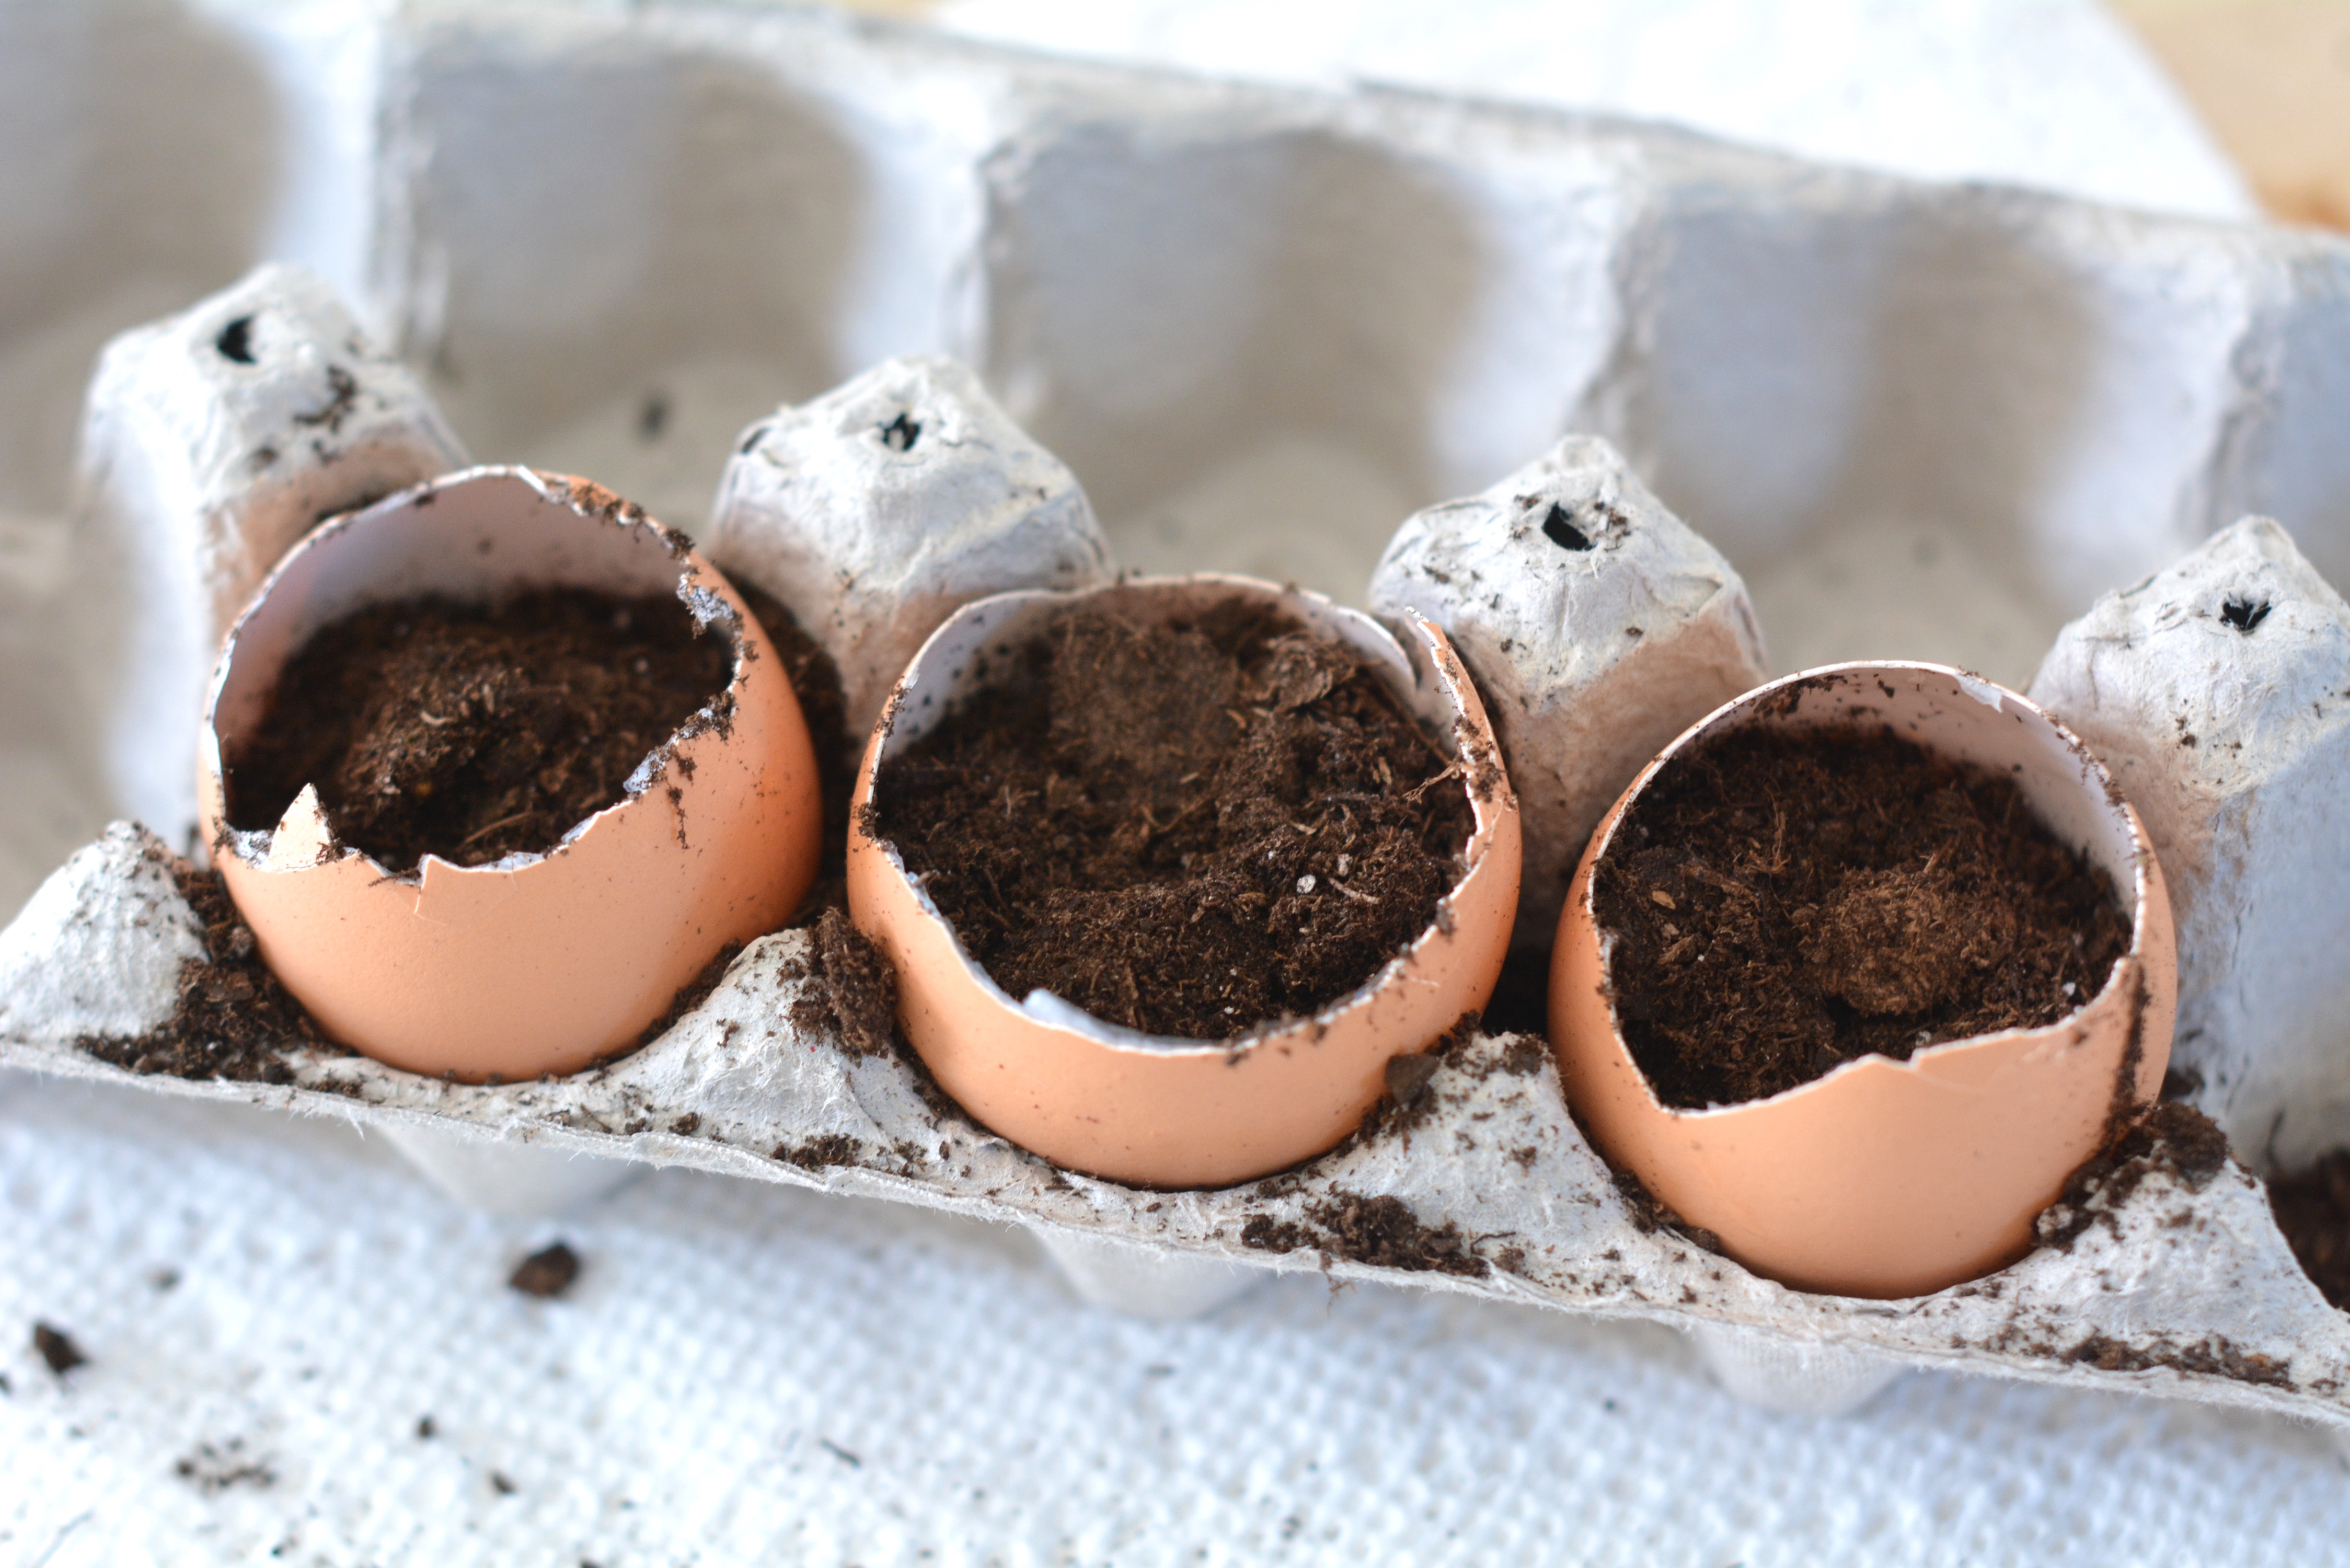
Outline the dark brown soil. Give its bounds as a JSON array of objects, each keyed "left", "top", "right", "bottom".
[
  {"left": 2270, "top": 1149, "right": 2350, "bottom": 1311},
  {"left": 225, "top": 587, "right": 735, "bottom": 872},
  {"left": 1595, "top": 723, "right": 2132, "bottom": 1109},
  {"left": 77, "top": 860, "right": 338, "bottom": 1083},
  {"left": 787, "top": 908, "right": 898, "bottom": 1057},
  {"left": 33, "top": 1322, "right": 85, "bottom": 1376},
  {"left": 868, "top": 604, "right": 1474, "bottom": 1040},
  {"left": 2037, "top": 1101, "right": 2232, "bottom": 1252},
  {"left": 509, "top": 1242, "right": 581, "bottom": 1299},
  {"left": 774, "top": 1132, "right": 865, "bottom": 1171},
  {"left": 1239, "top": 1192, "right": 1487, "bottom": 1276}
]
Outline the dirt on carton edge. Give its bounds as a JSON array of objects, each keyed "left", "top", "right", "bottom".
[{"left": 75, "top": 855, "right": 345, "bottom": 1085}]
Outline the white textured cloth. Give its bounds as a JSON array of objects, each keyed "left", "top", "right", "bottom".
[
  {"left": 6, "top": 1071, "right": 2350, "bottom": 1566},
  {"left": 941, "top": 0, "right": 2257, "bottom": 222}
]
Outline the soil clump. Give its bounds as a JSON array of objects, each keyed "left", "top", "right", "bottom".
[
  {"left": 868, "top": 604, "right": 1473, "bottom": 1040},
  {"left": 788, "top": 907, "right": 898, "bottom": 1058},
  {"left": 226, "top": 586, "right": 734, "bottom": 872},
  {"left": 1595, "top": 724, "right": 2131, "bottom": 1109},
  {"left": 2270, "top": 1149, "right": 2350, "bottom": 1311},
  {"left": 508, "top": 1242, "right": 582, "bottom": 1299},
  {"left": 77, "top": 858, "right": 338, "bottom": 1083}
]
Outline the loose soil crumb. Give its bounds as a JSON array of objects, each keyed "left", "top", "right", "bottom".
[
  {"left": 2059, "top": 1331, "right": 2291, "bottom": 1388},
  {"left": 226, "top": 587, "right": 735, "bottom": 872},
  {"left": 2036, "top": 1101, "right": 2232, "bottom": 1252},
  {"left": 175, "top": 1439, "right": 276, "bottom": 1494},
  {"left": 77, "top": 860, "right": 340, "bottom": 1083},
  {"left": 32, "top": 1322, "right": 85, "bottom": 1376},
  {"left": 774, "top": 1133, "right": 863, "bottom": 1171},
  {"left": 1240, "top": 1192, "right": 1487, "bottom": 1277},
  {"left": 509, "top": 1242, "right": 581, "bottom": 1299},
  {"left": 2270, "top": 1148, "right": 2350, "bottom": 1311},
  {"left": 869, "top": 604, "right": 1473, "bottom": 1040},
  {"left": 1595, "top": 724, "right": 2132, "bottom": 1109},
  {"left": 787, "top": 908, "right": 898, "bottom": 1057}
]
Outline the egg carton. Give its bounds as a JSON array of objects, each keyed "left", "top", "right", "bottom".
[{"left": 4, "top": 0, "right": 2350, "bottom": 1422}]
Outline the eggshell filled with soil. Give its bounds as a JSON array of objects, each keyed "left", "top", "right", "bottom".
[
  {"left": 1551, "top": 663, "right": 2176, "bottom": 1299},
  {"left": 198, "top": 466, "right": 821, "bottom": 1082},
  {"left": 847, "top": 575, "right": 1520, "bottom": 1189}
]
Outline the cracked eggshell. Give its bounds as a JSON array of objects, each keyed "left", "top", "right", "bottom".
[
  {"left": 1551, "top": 663, "right": 2176, "bottom": 1299},
  {"left": 197, "top": 466, "right": 821, "bottom": 1083},
  {"left": 846, "top": 575, "right": 1520, "bottom": 1189}
]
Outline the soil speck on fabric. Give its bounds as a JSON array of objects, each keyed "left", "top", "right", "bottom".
[
  {"left": 1595, "top": 724, "right": 2131, "bottom": 1109},
  {"left": 226, "top": 587, "right": 734, "bottom": 872},
  {"left": 509, "top": 1242, "right": 581, "bottom": 1300},
  {"left": 869, "top": 604, "right": 1472, "bottom": 1040},
  {"left": 175, "top": 1439, "right": 275, "bottom": 1494},
  {"left": 32, "top": 1322, "right": 85, "bottom": 1377}
]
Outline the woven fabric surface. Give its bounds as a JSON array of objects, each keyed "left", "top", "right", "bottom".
[{"left": 4, "top": 1069, "right": 2347, "bottom": 1566}]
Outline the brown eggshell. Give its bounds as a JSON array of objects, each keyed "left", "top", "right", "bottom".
[
  {"left": 1551, "top": 663, "right": 2176, "bottom": 1299},
  {"left": 198, "top": 466, "right": 821, "bottom": 1082},
  {"left": 846, "top": 575, "right": 1521, "bottom": 1190}
]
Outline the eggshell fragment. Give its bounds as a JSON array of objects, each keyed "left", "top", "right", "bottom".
[
  {"left": 847, "top": 575, "right": 1520, "bottom": 1189},
  {"left": 198, "top": 466, "right": 821, "bottom": 1083},
  {"left": 1551, "top": 662, "right": 2176, "bottom": 1299}
]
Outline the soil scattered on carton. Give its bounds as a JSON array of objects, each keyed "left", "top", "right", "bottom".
[
  {"left": 2036, "top": 1101, "right": 2232, "bottom": 1252},
  {"left": 226, "top": 587, "right": 734, "bottom": 872},
  {"left": 2269, "top": 1148, "right": 2350, "bottom": 1311},
  {"left": 788, "top": 908, "right": 898, "bottom": 1057},
  {"left": 77, "top": 857, "right": 339, "bottom": 1083},
  {"left": 1241, "top": 1192, "right": 1487, "bottom": 1277},
  {"left": 869, "top": 604, "right": 1473, "bottom": 1040},
  {"left": 1596, "top": 724, "right": 2132, "bottom": 1109},
  {"left": 508, "top": 1242, "right": 581, "bottom": 1300}
]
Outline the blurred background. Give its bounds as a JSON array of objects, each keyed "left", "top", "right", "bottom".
[{"left": 916, "top": 0, "right": 2350, "bottom": 230}]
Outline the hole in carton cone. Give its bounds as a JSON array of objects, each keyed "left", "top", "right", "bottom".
[
  {"left": 637, "top": 391, "right": 670, "bottom": 442},
  {"left": 2221, "top": 594, "right": 2272, "bottom": 633},
  {"left": 1540, "top": 502, "right": 1592, "bottom": 552},
  {"left": 214, "top": 314, "right": 256, "bottom": 364}
]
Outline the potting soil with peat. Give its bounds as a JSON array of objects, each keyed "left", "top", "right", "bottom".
[
  {"left": 869, "top": 605, "right": 1473, "bottom": 1040},
  {"left": 1594, "top": 724, "right": 2132, "bottom": 1109},
  {"left": 226, "top": 588, "right": 733, "bottom": 871}
]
